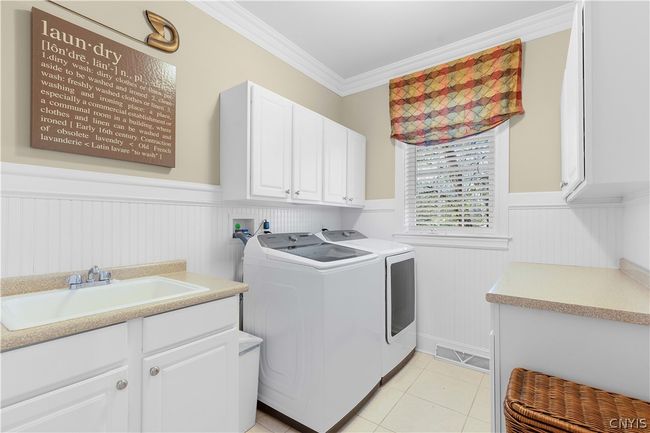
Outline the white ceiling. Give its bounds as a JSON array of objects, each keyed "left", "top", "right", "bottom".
[{"left": 237, "top": 1, "right": 568, "bottom": 79}]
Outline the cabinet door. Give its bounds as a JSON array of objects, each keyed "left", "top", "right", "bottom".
[
  {"left": 346, "top": 130, "right": 366, "bottom": 207},
  {"left": 292, "top": 105, "right": 323, "bottom": 202},
  {"left": 1, "top": 367, "right": 128, "bottom": 432},
  {"left": 142, "top": 329, "right": 238, "bottom": 433},
  {"left": 250, "top": 85, "right": 292, "bottom": 200},
  {"left": 560, "top": 3, "right": 585, "bottom": 199},
  {"left": 323, "top": 120, "right": 349, "bottom": 205}
]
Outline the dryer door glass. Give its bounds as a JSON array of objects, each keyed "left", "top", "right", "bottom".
[{"left": 388, "top": 257, "right": 415, "bottom": 338}]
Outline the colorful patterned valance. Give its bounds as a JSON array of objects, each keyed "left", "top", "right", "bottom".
[{"left": 389, "top": 39, "right": 524, "bottom": 145}]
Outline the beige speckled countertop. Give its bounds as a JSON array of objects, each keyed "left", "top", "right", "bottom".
[
  {"left": 486, "top": 262, "right": 650, "bottom": 325},
  {"left": 1, "top": 266, "right": 247, "bottom": 352}
]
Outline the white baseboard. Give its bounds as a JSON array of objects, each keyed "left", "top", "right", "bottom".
[{"left": 417, "top": 332, "right": 490, "bottom": 360}]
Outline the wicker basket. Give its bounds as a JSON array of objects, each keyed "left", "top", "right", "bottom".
[{"left": 505, "top": 368, "right": 650, "bottom": 433}]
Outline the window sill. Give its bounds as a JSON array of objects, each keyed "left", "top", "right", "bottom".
[{"left": 392, "top": 232, "right": 510, "bottom": 250}]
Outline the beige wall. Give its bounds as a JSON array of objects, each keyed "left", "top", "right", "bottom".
[
  {"left": 1, "top": 3, "right": 569, "bottom": 193},
  {"left": 340, "top": 30, "right": 571, "bottom": 199},
  {"left": 0, "top": 1, "right": 341, "bottom": 185},
  {"left": 341, "top": 85, "right": 394, "bottom": 200}
]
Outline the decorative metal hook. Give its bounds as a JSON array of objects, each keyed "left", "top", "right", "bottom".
[{"left": 145, "top": 10, "right": 179, "bottom": 53}]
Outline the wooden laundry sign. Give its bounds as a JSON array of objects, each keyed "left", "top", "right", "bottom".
[{"left": 31, "top": 7, "right": 177, "bottom": 167}]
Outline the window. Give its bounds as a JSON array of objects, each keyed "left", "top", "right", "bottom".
[
  {"left": 405, "top": 129, "right": 496, "bottom": 232},
  {"left": 397, "top": 121, "right": 509, "bottom": 241}
]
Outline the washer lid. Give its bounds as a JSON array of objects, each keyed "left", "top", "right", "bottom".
[
  {"left": 274, "top": 243, "right": 372, "bottom": 262},
  {"left": 317, "top": 231, "right": 412, "bottom": 256},
  {"left": 257, "top": 233, "right": 374, "bottom": 265}
]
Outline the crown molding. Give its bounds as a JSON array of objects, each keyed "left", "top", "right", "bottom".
[
  {"left": 190, "top": 1, "right": 575, "bottom": 97},
  {"left": 340, "top": 3, "right": 575, "bottom": 95},
  {"left": 189, "top": 0, "right": 345, "bottom": 94}
]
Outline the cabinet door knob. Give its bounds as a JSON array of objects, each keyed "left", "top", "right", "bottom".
[
  {"left": 560, "top": 181, "right": 568, "bottom": 188},
  {"left": 150, "top": 366, "right": 160, "bottom": 376},
  {"left": 348, "top": 197, "right": 353, "bottom": 202},
  {"left": 295, "top": 190, "right": 300, "bottom": 195},
  {"left": 116, "top": 379, "right": 128, "bottom": 390},
  {"left": 343, "top": 196, "right": 348, "bottom": 201},
  {"left": 285, "top": 189, "right": 290, "bottom": 194}
]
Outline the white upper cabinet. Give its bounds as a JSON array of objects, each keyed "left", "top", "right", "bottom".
[
  {"left": 560, "top": 2, "right": 649, "bottom": 201},
  {"left": 220, "top": 81, "right": 366, "bottom": 208},
  {"left": 250, "top": 86, "right": 293, "bottom": 200},
  {"left": 346, "top": 130, "right": 366, "bottom": 207},
  {"left": 323, "top": 120, "right": 349, "bottom": 205},
  {"left": 292, "top": 105, "right": 324, "bottom": 202},
  {"left": 560, "top": 3, "right": 585, "bottom": 199}
]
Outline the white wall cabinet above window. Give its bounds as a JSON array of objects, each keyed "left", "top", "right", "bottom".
[
  {"left": 561, "top": 1, "right": 650, "bottom": 202},
  {"left": 220, "top": 81, "right": 366, "bottom": 208}
]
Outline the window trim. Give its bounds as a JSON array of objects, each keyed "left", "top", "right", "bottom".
[{"left": 393, "top": 121, "right": 510, "bottom": 249}]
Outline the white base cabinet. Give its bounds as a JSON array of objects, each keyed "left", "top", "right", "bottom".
[
  {"left": 220, "top": 81, "right": 366, "bottom": 208},
  {"left": 2, "top": 367, "right": 129, "bottom": 433},
  {"left": 1, "top": 297, "right": 239, "bottom": 433},
  {"left": 490, "top": 303, "right": 650, "bottom": 432},
  {"left": 142, "top": 329, "right": 238, "bottom": 433}
]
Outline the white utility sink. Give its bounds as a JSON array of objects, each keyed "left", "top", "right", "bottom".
[{"left": 1, "top": 276, "right": 209, "bottom": 331}]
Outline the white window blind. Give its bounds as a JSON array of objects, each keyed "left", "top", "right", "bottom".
[{"left": 405, "top": 129, "right": 496, "bottom": 231}]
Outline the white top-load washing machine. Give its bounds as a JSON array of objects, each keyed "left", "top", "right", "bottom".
[
  {"left": 316, "top": 230, "right": 416, "bottom": 381},
  {"left": 243, "top": 233, "right": 384, "bottom": 433}
]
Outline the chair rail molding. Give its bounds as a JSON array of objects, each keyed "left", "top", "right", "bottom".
[
  {"left": 188, "top": 1, "right": 574, "bottom": 96},
  {"left": 508, "top": 192, "right": 623, "bottom": 209},
  {"left": 1, "top": 162, "right": 222, "bottom": 206}
]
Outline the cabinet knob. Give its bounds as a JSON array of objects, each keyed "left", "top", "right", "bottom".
[
  {"left": 295, "top": 190, "right": 300, "bottom": 195},
  {"left": 285, "top": 189, "right": 290, "bottom": 194},
  {"left": 560, "top": 181, "right": 568, "bottom": 188},
  {"left": 348, "top": 197, "right": 353, "bottom": 202},
  {"left": 343, "top": 196, "right": 348, "bottom": 201},
  {"left": 150, "top": 366, "right": 160, "bottom": 376},
  {"left": 116, "top": 379, "right": 128, "bottom": 390}
]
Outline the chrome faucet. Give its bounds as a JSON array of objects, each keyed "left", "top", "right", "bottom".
[
  {"left": 67, "top": 265, "right": 112, "bottom": 289},
  {"left": 87, "top": 265, "right": 100, "bottom": 283}
]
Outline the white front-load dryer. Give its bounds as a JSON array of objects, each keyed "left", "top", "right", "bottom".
[
  {"left": 243, "top": 233, "right": 383, "bottom": 433},
  {"left": 317, "top": 230, "right": 417, "bottom": 381}
]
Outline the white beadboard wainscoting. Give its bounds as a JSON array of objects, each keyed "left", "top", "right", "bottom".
[
  {"left": 342, "top": 194, "right": 624, "bottom": 357},
  {"left": 622, "top": 192, "right": 650, "bottom": 270},
  {"left": 0, "top": 163, "right": 341, "bottom": 279}
]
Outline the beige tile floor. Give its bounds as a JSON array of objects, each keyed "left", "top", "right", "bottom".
[{"left": 247, "top": 352, "right": 491, "bottom": 433}]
